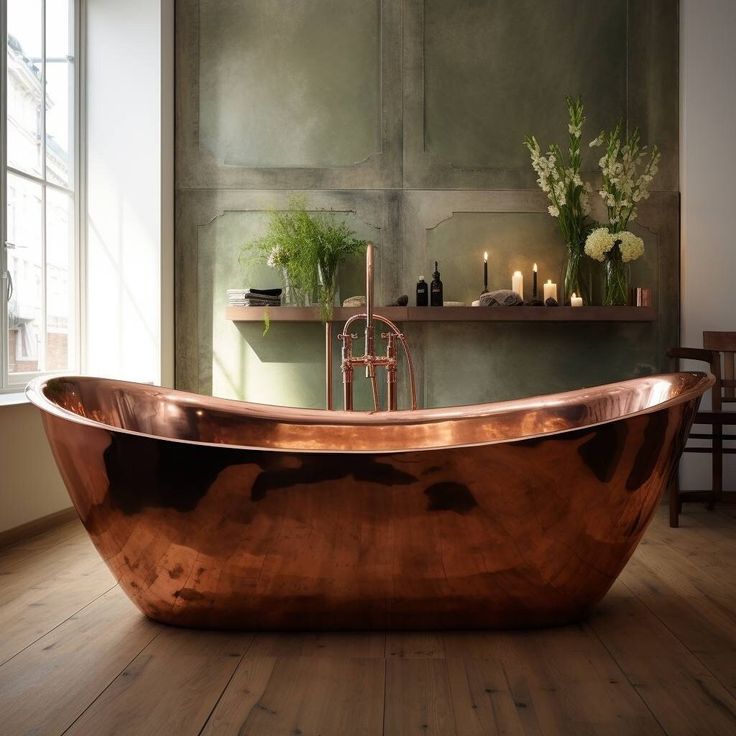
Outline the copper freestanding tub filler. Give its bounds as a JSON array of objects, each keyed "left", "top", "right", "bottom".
[{"left": 27, "top": 371, "right": 710, "bottom": 629}]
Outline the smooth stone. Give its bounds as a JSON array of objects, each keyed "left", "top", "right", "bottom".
[
  {"left": 479, "top": 289, "right": 523, "bottom": 307},
  {"left": 342, "top": 295, "right": 366, "bottom": 307}
]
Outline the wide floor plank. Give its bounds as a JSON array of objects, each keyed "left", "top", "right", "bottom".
[
  {"left": 204, "top": 656, "right": 385, "bottom": 736},
  {"left": 0, "top": 588, "right": 160, "bottom": 736}
]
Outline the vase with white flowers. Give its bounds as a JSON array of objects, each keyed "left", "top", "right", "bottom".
[
  {"left": 524, "top": 96, "right": 593, "bottom": 304},
  {"left": 584, "top": 228, "right": 645, "bottom": 306},
  {"left": 585, "top": 123, "right": 660, "bottom": 305}
]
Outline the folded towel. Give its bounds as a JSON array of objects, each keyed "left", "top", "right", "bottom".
[
  {"left": 479, "top": 289, "right": 523, "bottom": 307},
  {"left": 231, "top": 298, "right": 282, "bottom": 307},
  {"left": 227, "top": 288, "right": 283, "bottom": 298}
]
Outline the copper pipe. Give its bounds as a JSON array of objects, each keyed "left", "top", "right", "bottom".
[
  {"left": 325, "top": 322, "right": 333, "bottom": 410},
  {"left": 339, "top": 331, "right": 354, "bottom": 411},
  {"left": 365, "top": 242, "right": 375, "bottom": 379},
  {"left": 386, "top": 332, "right": 397, "bottom": 411}
]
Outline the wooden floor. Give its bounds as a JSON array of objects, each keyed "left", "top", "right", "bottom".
[{"left": 1, "top": 508, "right": 736, "bottom": 736}]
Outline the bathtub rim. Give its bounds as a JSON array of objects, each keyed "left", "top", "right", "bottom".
[{"left": 25, "top": 372, "right": 713, "bottom": 455}]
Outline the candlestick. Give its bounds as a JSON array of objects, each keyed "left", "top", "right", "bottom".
[
  {"left": 571, "top": 292, "right": 583, "bottom": 307},
  {"left": 483, "top": 251, "right": 488, "bottom": 293},
  {"left": 543, "top": 279, "right": 557, "bottom": 302},
  {"left": 532, "top": 263, "right": 538, "bottom": 299},
  {"left": 511, "top": 271, "right": 524, "bottom": 301}
]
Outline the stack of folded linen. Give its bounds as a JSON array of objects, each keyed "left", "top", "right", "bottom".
[{"left": 227, "top": 288, "right": 282, "bottom": 307}]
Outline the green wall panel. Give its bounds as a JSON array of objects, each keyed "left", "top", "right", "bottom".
[
  {"left": 199, "top": 0, "right": 381, "bottom": 169},
  {"left": 423, "top": 0, "right": 627, "bottom": 173}
]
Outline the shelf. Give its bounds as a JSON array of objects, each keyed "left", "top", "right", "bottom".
[{"left": 227, "top": 305, "right": 656, "bottom": 323}]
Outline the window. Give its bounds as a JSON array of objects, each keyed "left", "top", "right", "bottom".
[{"left": 1, "top": 0, "right": 80, "bottom": 390}]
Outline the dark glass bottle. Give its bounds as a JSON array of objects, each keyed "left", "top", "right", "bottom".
[
  {"left": 416, "top": 276, "right": 428, "bottom": 306},
  {"left": 430, "top": 262, "right": 443, "bottom": 306}
]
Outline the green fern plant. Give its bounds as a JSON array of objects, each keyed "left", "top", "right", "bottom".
[{"left": 247, "top": 197, "right": 366, "bottom": 321}]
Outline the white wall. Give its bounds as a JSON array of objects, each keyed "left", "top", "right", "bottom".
[
  {"left": 0, "top": 403, "right": 69, "bottom": 533},
  {"left": 680, "top": 0, "right": 736, "bottom": 488},
  {"left": 85, "top": 0, "right": 174, "bottom": 386}
]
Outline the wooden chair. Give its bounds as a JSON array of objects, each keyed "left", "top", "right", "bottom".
[{"left": 668, "top": 331, "right": 736, "bottom": 527}]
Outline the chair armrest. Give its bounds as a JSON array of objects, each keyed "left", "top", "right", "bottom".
[
  {"left": 668, "top": 347, "right": 720, "bottom": 364},
  {"left": 695, "top": 411, "right": 736, "bottom": 424}
]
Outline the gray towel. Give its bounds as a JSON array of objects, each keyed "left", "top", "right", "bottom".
[{"left": 479, "top": 289, "right": 523, "bottom": 307}]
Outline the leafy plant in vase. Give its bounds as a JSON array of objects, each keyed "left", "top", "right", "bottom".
[
  {"left": 524, "top": 96, "right": 594, "bottom": 304},
  {"left": 250, "top": 198, "right": 366, "bottom": 321},
  {"left": 584, "top": 123, "right": 660, "bottom": 305}
]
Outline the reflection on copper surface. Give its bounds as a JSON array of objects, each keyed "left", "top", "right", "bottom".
[{"left": 27, "top": 372, "right": 711, "bottom": 629}]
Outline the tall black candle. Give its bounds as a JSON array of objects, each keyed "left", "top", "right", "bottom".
[
  {"left": 532, "top": 263, "right": 538, "bottom": 299},
  {"left": 483, "top": 251, "right": 488, "bottom": 292}
]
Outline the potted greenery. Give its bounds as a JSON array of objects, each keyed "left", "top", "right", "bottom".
[{"left": 249, "top": 198, "right": 366, "bottom": 321}]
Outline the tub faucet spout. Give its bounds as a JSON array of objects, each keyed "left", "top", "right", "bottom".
[{"left": 337, "top": 242, "right": 417, "bottom": 411}]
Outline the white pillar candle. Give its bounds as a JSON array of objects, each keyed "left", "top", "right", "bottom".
[
  {"left": 571, "top": 292, "right": 583, "bottom": 307},
  {"left": 543, "top": 279, "right": 557, "bottom": 302},
  {"left": 511, "top": 271, "right": 524, "bottom": 300}
]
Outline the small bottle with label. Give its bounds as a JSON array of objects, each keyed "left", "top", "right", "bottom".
[
  {"left": 416, "top": 276, "right": 428, "bottom": 306},
  {"left": 430, "top": 262, "right": 443, "bottom": 306}
]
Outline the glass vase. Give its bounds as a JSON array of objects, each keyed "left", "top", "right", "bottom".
[
  {"left": 281, "top": 268, "right": 309, "bottom": 307},
  {"left": 603, "top": 251, "right": 629, "bottom": 306},
  {"left": 317, "top": 263, "right": 340, "bottom": 321},
  {"left": 563, "top": 246, "right": 590, "bottom": 305}
]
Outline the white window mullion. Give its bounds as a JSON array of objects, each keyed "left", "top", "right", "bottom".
[
  {"left": 0, "top": 0, "right": 8, "bottom": 388},
  {"left": 6, "top": 165, "right": 74, "bottom": 195},
  {"left": 39, "top": 0, "right": 48, "bottom": 373},
  {"left": 74, "top": 0, "right": 84, "bottom": 375}
]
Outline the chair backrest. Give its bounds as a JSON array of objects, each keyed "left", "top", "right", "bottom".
[{"left": 703, "top": 331, "right": 736, "bottom": 410}]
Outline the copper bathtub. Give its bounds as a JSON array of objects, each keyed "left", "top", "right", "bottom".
[{"left": 27, "top": 372, "right": 710, "bottom": 630}]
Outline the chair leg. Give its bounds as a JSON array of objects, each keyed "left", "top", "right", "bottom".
[
  {"left": 669, "top": 471, "right": 680, "bottom": 528},
  {"left": 710, "top": 427, "right": 723, "bottom": 511}
]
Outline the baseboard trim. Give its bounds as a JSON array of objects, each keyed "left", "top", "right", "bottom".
[{"left": 0, "top": 507, "right": 78, "bottom": 549}]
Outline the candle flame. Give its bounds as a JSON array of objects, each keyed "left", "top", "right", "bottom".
[
  {"left": 572, "top": 293, "right": 576, "bottom": 299},
  {"left": 483, "top": 251, "right": 488, "bottom": 262},
  {"left": 546, "top": 279, "right": 552, "bottom": 284},
  {"left": 533, "top": 263, "right": 537, "bottom": 272}
]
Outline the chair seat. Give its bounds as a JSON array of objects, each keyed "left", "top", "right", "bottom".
[
  {"left": 693, "top": 410, "right": 736, "bottom": 424},
  {"left": 683, "top": 447, "right": 736, "bottom": 454},
  {"left": 677, "top": 490, "right": 736, "bottom": 503}
]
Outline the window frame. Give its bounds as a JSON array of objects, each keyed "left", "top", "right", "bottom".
[{"left": 1, "top": 0, "right": 84, "bottom": 393}]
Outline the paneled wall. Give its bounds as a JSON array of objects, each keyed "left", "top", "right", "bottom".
[{"left": 175, "top": 0, "right": 679, "bottom": 409}]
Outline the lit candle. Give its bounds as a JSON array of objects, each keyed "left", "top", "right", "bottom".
[
  {"left": 543, "top": 279, "right": 557, "bottom": 302},
  {"left": 511, "top": 271, "right": 523, "bottom": 300},
  {"left": 571, "top": 292, "right": 583, "bottom": 307},
  {"left": 483, "top": 251, "right": 488, "bottom": 292},
  {"left": 532, "top": 263, "right": 538, "bottom": 299}
]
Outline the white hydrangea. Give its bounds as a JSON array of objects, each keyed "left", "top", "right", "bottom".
[
  {"left": 584, "top": 227, "right": 616, "bottom": 262},
  {"left": 616, "top": 230, "right": 645, "bottom": 262}
]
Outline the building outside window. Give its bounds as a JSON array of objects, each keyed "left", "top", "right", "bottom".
[{"left": 2, "top": 0, "right": 80, "bottom": 390}]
